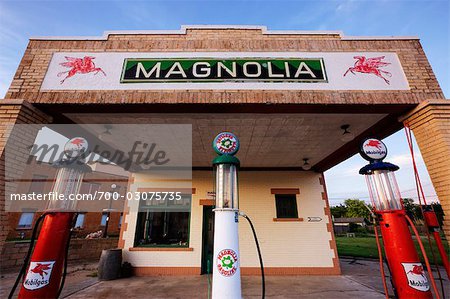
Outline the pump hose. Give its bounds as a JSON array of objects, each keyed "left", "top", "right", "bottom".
[
  {"left": 239, "top": 212, "right": 265, "bottom": 299},
  {"left": 373, "top": 222, "right": 390, "bottom": 299},
  {"left": 405, "top": 214, "right": 441, "bottom": 299},
  {"left": 8, "top": 212, "right": 49, "bottom": 299},
  {"left": 364, "top": 204, "right": 391, "bottom": 298}
]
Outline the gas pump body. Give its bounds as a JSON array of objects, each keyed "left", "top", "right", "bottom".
[
  {"left": 211, "top": 133, "right": 242, "bottom": 299},
  {"left": 360, "top": 138, "right": 433, "bottom": 299},
  {"left": 18, "top": 212, "right": 75, "bottom": 297},
  {"left": 378, "top": 210, "right": 432, "bottom": 298},
  {"left": 17, "top": 137, "right": 91, "bottom": 299}
]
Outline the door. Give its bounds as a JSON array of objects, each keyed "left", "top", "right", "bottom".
[{"left": 201, "top": 205, "right": 215, "bottom": 274}]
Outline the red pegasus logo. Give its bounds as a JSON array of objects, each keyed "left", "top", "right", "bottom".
[
  {"left": 70, "top": 138, "right": 85, "bottom": 146},
  {"left": 30, "top": 263, "right": 52, "bottom": 278},
  {"left": 407, "top": 265, "right": 425, "bottom": 277},
  {"left": 344, "top": 56, "right": 392, "bottom": 85},
  {"left": 364, "top": 140, "right": 383, "bottom": 150},
  {"left": 58, "top": 56, "right": 106, "bottom": 84}
]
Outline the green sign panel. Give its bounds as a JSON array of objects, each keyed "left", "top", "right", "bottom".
[{"left": 120, "top": 58, "right": 327, "bottom": 83}]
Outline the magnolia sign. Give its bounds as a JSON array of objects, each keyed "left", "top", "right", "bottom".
[
  {"left": 41, "top": 52, "right": 409, "bottom": 90},
  {"left": 121, "top": 59, "right": 326, "bottom": 82}
]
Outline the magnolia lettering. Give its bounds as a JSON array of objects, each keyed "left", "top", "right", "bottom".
[{"left": 121, "top": 59, "right": 326, "bottom": 83}]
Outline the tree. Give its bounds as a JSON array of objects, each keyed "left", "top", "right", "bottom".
[
  {"left": 402, "top": 198, "right": 445, "bottom": 226},
  {"left": 344, "top": 199, "right": 371, "bottom": 219},
  {"left": 402, "top": 198, "right": 420, "bottom": 220},
  {"left": 331, "top": 204, "right": 347, "bottom": 218}
]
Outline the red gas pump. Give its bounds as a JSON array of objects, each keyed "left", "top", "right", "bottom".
[
  {"left": 404, "top": 125, "right": 450, "bottom": 279},
  {"left": 10, "top": 137, "right": 91, "bottom": 299},
  {"left": 359, "top": 138, "right": 438, "bottom": 299},
  {"left": 422, "top": 207, "right": 450, "bottom": 278}
]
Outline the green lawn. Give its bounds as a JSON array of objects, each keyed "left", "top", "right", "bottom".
[{"left": 336, "top": 236, "right": 449, "bottom": 265}]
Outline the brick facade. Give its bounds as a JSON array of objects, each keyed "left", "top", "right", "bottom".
[
  {"left": 5, "top": 157, "right": 128, "bottom": 240},
  {"left": 4, "top": 28, "right": 444, "bottom": 105},
  {"left": 1, "top": 237, "right": 118, "bottom": 271},
  {"left": 403, "top": 100, "right": 450, "bottom": 242},
  {"left": 0, "top": 100, "right": 51, "bottom": 254}
]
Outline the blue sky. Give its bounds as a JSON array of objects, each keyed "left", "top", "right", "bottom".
[{"left": 0, "top": 0, "right": 448, "bottom": 205}]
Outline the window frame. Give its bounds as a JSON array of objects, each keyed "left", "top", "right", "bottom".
[
  {"left": 134, "top": 210, "right": 191, "bottom": 248},
  {"left": 74, "top": 213, "right": 86, "bottom": 229},
  {"left": 100, "top": 212, "right": 108, "bottom": 226},
  {"left": 17, "top": 212, "right": 35, "bottom": 229},
  {"left": 274, "top": 193, "right": 299, "bottom": 219}
]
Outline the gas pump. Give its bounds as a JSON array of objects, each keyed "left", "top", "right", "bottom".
[
  {"left": 359, "top": 138, "right": 437, "bottom": 299},
  {"left": 10, "top": 137, "right": 91, "bottom": 299},
  {"left": 211, "top": 132, "right": 242, "bottom": 299}
]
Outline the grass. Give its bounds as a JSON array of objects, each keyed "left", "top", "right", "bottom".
[{"left": 336, "top": 235, "right": 449, "bottom": 265}]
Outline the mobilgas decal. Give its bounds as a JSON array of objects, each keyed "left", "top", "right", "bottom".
[
  {"left": 217, "top": 249, "right": 238, "bottom": 277},
  {"left": 23, "top": 261, "right": 56, "bottom": 290},
  {"left": 360, "top": 138, "right": 387, "bottom": 161},
  {"left": 401, "top": 263, "right": 430, "bottom": 292},
  {"left": 121, "top": 58, "right": 326, "bottom": 83}
]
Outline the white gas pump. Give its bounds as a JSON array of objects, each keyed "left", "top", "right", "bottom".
[{"left": 211, "top": 132, "right": 242, "bottom": 299}]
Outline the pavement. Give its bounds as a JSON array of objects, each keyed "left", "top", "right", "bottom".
[{"left": 1, "top": 258, "right": 448, "bottom": 298}]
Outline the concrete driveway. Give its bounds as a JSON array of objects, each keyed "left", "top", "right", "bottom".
[
  {"left": 61, "top": 258, "right": 392, "bottom": 298},
  {"left": 2, "top": 258, "right": 448, "bottom": 298}
]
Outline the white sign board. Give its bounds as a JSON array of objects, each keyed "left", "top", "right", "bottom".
[{"left": 41, "top": 52, "right": 409, "bottom": 91}]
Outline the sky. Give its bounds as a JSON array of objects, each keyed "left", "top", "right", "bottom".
[{"left": 0, "top": 0, "right": 448, "bottom": 206}]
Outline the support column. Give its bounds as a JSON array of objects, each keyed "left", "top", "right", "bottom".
[
  {"left": 0, "top": 99, "right": 52, "bottom": 254},
  {"left": 403, "top": 99, "right": 450, "bottom": 243}
]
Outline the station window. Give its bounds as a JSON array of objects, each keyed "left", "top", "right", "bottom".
[
  {"left": 100, "top": 213, "right": 108, "bottom": 226},
  {"left": 134, "top": 193, "right": 191, "bottom": 248},
  {"left": 74, "top": 213, "right": 85, "bottom": 229},
  {"left": 17, "top": 212, "right": 35, "bottom": 229},
  {"left": 118, "top": 213, "right": 123, "bottom": 229},
  {"left": 275, "top": 194, "right": 299, "bottom": 218}
]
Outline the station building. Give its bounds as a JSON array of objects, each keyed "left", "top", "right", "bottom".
[{"left": 1, "top": 25, "right": 449, "bottom": 276}]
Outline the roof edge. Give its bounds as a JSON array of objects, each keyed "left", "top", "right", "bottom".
[{"left": 29, "top": 25, "right": 419, "bottom": 41}]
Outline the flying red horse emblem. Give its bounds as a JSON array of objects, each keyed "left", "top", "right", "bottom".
[
  {"left": 407, "top": 265, "right": 426, "bottom": 277},
  {"left": 30, "top": 263, "right": 53, "bottom": 278},
  {"left": 364, "top": 140, "right": 383, "bottom": 150},
  {"left": 58, "top": 56, "right": 106, "bottom": 84},
  {"left": 70, "top": 138, "right": 85, "bottom": 146},
  {"left": 344, "top": 56, "right": 392, "bottom": 85}
]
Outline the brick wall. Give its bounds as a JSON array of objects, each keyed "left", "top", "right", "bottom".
[
  {"left": 0, "top": 100, "right": 51, "bottom": 254},
  {"left": 5, "top": 156, "right": 128, "bottom": 240},
  {"left": 5, "top": 28, "right": 444, "bottom": 105},
  {"left": 7, "top": 212, "right": 123, "bottom": 240},
  {"left": 403, "top": 100, "right": 450, "bottom": 243},
  {"left": 0, "top": 237, "right": 119, "bottom": 271}
]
